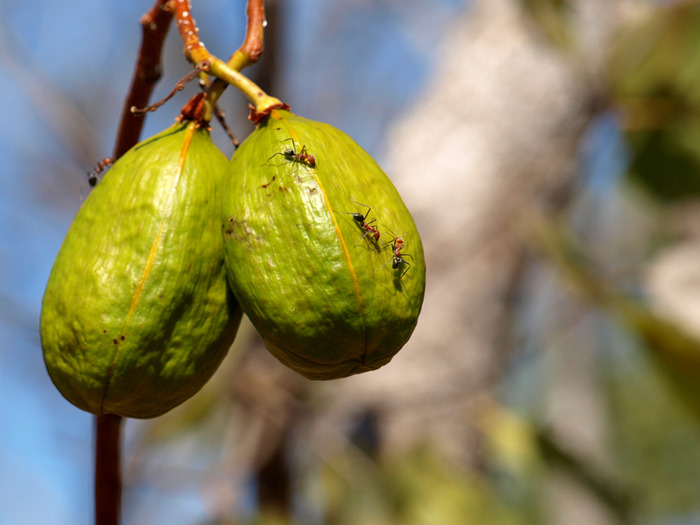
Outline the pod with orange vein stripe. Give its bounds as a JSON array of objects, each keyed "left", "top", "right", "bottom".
[
  {"left": 221, "top": 109, "right": 425, "bottom": 380},
  {"left": 41, "top": 120, "right": 242, "bottom": 418}
]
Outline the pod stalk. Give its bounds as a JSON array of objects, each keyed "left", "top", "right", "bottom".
[{"left": 173, "top": 0, "right": 281, "bottom": 120}]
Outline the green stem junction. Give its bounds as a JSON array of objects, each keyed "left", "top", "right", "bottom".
[{"left": 172, "top": 0, "right": 282, "bottom": 121}]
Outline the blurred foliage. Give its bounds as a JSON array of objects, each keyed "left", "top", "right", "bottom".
[
  {"left": 528, "top": 214, "right": 700, "bottom": 520},
  {"left": 531, "top": 216, "right": 700, "bottom": 422},
  {"left": 523, "top": 0, "right": 700, "bottom": 203},
  {"left": 604, "top": 347, "right": 700, "bottom": 517},
  {"left": 611, "top": 2, "right": 700, "bottom": 202},
  {"left": 321, "top": 446, "right": 524, "bottom": 525},
  {"left": 519, "top": 0, "right": 574, "bottom": 49}
]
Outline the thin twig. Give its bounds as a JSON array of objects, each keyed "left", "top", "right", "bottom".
[
  {"left": 130, "top": 62, "right": 208, "bottom": 115},
  {"left": 113, "top": 0, "right": 174, "bottom": 159},
  {"left": 213, "top": 105, "right": 241, "bottom": 147}
]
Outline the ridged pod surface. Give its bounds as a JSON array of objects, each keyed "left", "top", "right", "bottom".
[
  {"left": 222, "top": 109, "right": 425, "bottom": 379},
  {"left": 41, "top": 121, "right": 242, "bottom": 418}
]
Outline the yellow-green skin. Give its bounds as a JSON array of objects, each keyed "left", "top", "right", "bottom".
[
  {"left": 222, "top": 110, "right": 426, "bottom": 380},
  {"left": 41, "top": 121, "right": 242, "bottom": 418}
]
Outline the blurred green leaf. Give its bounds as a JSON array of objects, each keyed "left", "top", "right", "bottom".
[
  {"left": 476, "top": 400, "right": 543, "bottom": 478},
  {"left": 320, "top": 446, "right": 525, "bottom": 525},
  {"left": 612, "top": 3, "right": 700, "bottom": 202},
  {"left": 626, "top": 119, "right": 700, "bottom": 202},
  {"left": 604, "top": 347, "right": 700, "bottom": 515},
  {"left": 519, "top": 0, "right": 573, "bottom": 49},
  {"left": 384, "top": 448, "right": 523, "bottom": 525}
]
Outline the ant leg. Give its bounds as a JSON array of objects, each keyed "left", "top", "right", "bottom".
[
  {"left": 400, "top": 259, "right": 412, "bottom": 278},
  {"left": 264, "top": 151, "right": 285, "bottom": 164},
  {"left": 350, "top": 201, "right": 372, "bottom": 221},
  {"left": 281, "top": 138, "right": 298, "bottom": 152},
  {"left": 395, "top": 254, "right": 413, "bottom": 277},
  {"left": 376, "top": 254, "right": 413, "bottom": 277},
  {"left": 375, "top": 256, "right": 395, "bottom": 275}
]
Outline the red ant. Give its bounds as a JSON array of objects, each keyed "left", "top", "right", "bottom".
[
  {"left": 380, "top": 235, "right": 413, "bottom": 278},
  {"left": 346, "top": 202, "right": 380, "bottom": 242},
  {"left": 268, "top": 139, "right": 316, "bottom": 168},
  {"left": 87, "top": 157, "right": 113, "bottom": 187}
]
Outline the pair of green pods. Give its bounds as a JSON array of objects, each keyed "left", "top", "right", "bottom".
[{"left": 41, "top": 110, "right": 425, "bottom": 418}]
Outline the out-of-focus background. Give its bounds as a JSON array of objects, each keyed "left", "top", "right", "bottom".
[{"left": 3, "top": 0, "right": 700, "bottom": 523}]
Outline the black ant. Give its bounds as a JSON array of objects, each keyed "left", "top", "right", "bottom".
[
  {"left": 379, "top": 235, "right": 413, "bottom": 278},
  {"left": 346, "top": 202, "right": 380, "bottom": 242},
  {"left": 267, "top": 139, "right": 316, "bottom": 168},
  {"left": 87, "top": 157, "right": 113, "bottom": 187}
]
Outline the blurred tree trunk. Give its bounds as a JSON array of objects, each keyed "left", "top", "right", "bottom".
[{"left": 308, "top": 0, "right": 624, "bottom": 466}]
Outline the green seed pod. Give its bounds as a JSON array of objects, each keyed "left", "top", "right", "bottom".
[
  {"left": 222, "top": 109, "right": 425, "bottom": 380},
  {"left": 41, "top": 121, "right": 242, "bottom": 418}
]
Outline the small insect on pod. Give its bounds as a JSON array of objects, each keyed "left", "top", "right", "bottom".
[
  {"left": 86, "top": 157, "right": 113, "bottom": 187},
  {"left": 380, "top": 234, "right": 413, "bottom": 278},
  {"left": 346, "top": 202, "right": 381, "bottom": 243},
  {"left": 222, "top": 109, "right": 426, "bottom": 380}
]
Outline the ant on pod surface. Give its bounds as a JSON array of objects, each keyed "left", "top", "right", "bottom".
[
  {"left": 379, "top": 234, "right": 413, "bottom": 278},
  {"left": 267, "top": 138, "right": 316, "bottom": 168},
  {"left": 87, "top": 157, "right": 114, "bottom": 187},
  {"left": 346, "top": 202, "right": 380, "bottom": 243}
]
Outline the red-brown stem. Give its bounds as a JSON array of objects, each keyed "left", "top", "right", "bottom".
[
  {"left": 238, "top": 0, "right": 265, "bottom": 66},
  {"left": 95, "top": 414, "right": 124, "bottom": 525},
  {"left": 172, "top": 0, "right": 265, "bottom": 69},
  {"left": 113, "top": 0, "right": 174, "bottom": 159},
  {"left": 205, "top": 0, "right": 267, "bottom": 117},
  {"left": 172, "top": 0, "right": 209, "bottom": 63}
]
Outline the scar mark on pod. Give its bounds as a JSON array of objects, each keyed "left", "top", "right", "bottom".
[
  {"left": 222, "top": 218, "right": 235, "bottom": 238},
  {"left": 224, "top": 217, "right": 256, "bottom": 241},
  {"left": 111, "top": 335, "right": 126, "bottom": 346}
]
